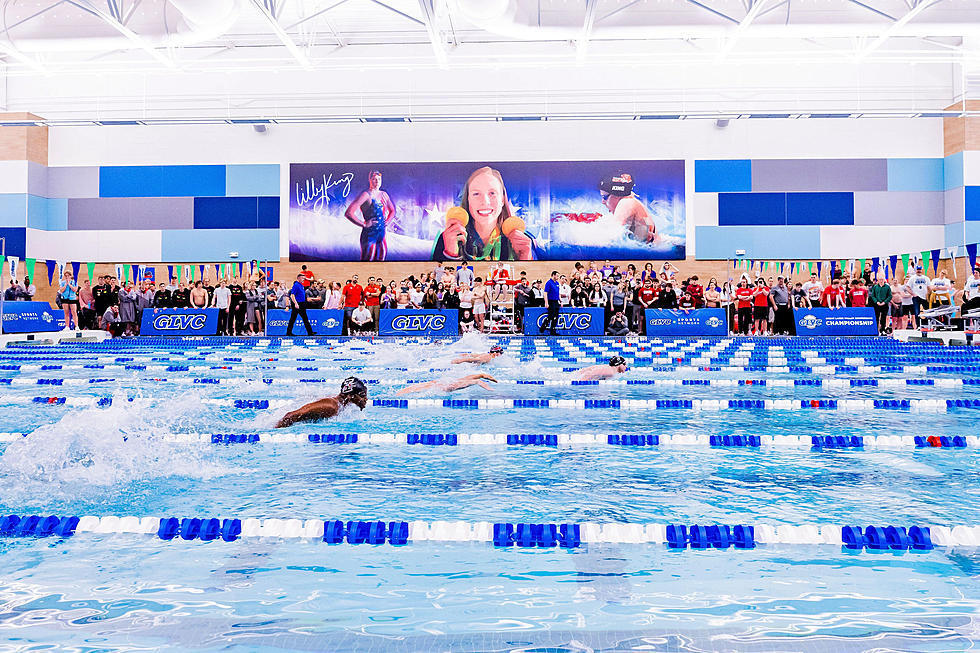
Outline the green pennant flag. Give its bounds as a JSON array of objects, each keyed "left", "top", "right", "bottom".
[
  {"left": 920, "top": 251, "right": 930, "bottom": 274},
  {"left": 220, "top": 264, "right": 226, "bottom": 279},
  {"left": 190, "top": 265, "right": 195, "bottom": 282},
  {"left": 86, "top": 262, "right": 95, "bottom": 282},
  {"left": 123, "top": 265, "right": 130, "bottom": 283},
  {"left": 24, "top": 257, "right": 34, "bottom": 281},
  {"left": 808, "top": 262, "right": 813, "bottom": 275},
  {"left": 858, "top": 259, "right": 865, "bottom": 275},
  {"left": 177, "top": 266, "right": 183, "bottom": 283},
  {"left": 901, "top": 253, "right": 910, "bottom": 275}
]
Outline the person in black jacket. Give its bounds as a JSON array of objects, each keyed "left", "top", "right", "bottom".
[
  {"left": 228, "top": 279, "right": 246, "bottom": 335},
  {"left": 152, "top": 283, "right": 172, "bottom": 308},
  {"left": 658, "top": 282, "right": 678, "bottom": 308}
]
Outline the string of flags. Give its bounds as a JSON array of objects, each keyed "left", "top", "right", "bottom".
[
  {"left": 3, "top": 260, "right": 271, "bottom": 286},
  {"left": 733, "top": 246, "right": 974, "bottom": 280}
]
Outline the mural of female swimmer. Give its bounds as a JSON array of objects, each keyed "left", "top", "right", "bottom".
[
  {"left": 345, "top": 170, "right": 395, "bottom": 261},
  {"left": 599, "top": 172, "right": 658, "bottom": 243},
  {"left": 432, "top": 166, "right": 536, "bottom": 262}
]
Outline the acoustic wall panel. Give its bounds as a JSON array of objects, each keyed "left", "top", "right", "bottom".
[
  {"left": 161, "top": 228, "right": 279, "bottom": 261},
  {"left": 46, "top": 166, "right": 99, "bottom": 199},
  {"left": 0, "top": 162, "right": 28, "bottom": 194},
  {"left": 26, "top": 161, "right": 48, "bottom": 197},
  {"left": 27, "top": 195, "right": 67, "bottom": 231},
  {"left": 99, "top": 165, "right": 226, "bottom": 198},
  {"left": 717, "top": 192, "right": 785, "bottom": 225},
  {"left": 820, "top": 225, "right": 943, "bottom": 258},
  {"left": 694, "top": 160, "right": 751, "bottom": 192},
  {"left": 751, "top": 159, "right": 887, "bottom": 192},
  {"left": 0, "top": 194, "right": 26, "bottom": 227},
  {"left": 226, "top": 164, "right": 280, "bottom": 197},
  {"left": 967, "top": 186, "right": 980, "bottom": 221},
  {"left": 944, "top": 188, "right": 965, "bottom": 225},
  {"left": 886, "top": 158, "right": 944, "bottom": 192},
  {"left": 852, "top": 191, "right": 943, "bottom": 226},
  {"left": 945, "top": 222, "right": 965, "bottom": 248},
  {"left": 693, "top": 192, "right": 719, "bottom": 226},
  {"left": 786, "top": 192, "right": 854, "bottom": 225},
  {"left": 695, "top": 225, "right": 821, "bottom": 259},
  {"left": 68, "top": 197, "right": 195, "bottom": 230},
  {"left": 257, "top": 197, "right": 280, "bottom": 228},
  {"left": 0, "top": 227, "right": 27, "bottom": 257}
]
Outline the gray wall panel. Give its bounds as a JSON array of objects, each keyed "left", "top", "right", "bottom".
[
  {"left": 27, "top": 161, "right": 47, "bottom": 197},
  {"left": 47, "top": 166, "right": 100, "bottom": 198},
  {"left": 945, "top": 188, "right": 965, "bottom": 224},
  {"left": 68, "top": 197, "right": 194, "bottom": 230},
  {"left": 752, "top": 159, "right": 888, "bottom": 192},
  {"left": 853, "top": 191, "right": 944, "bottom": 226}
]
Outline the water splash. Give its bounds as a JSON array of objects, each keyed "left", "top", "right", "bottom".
[{"left": 0, "top": 391, "right": 234, "bottom": 503}]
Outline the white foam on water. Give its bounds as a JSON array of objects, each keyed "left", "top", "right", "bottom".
[{"left": 0, "top": 391, "right": 236, "bottom": 502}]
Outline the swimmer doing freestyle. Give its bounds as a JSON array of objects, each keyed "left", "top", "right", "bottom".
[
  {"left": 451, "top": 344, "right": 504, "bottom": 365},
  {"left": 599, "top": 173, "right": 657, "bottom": 243},
  {"left": 395, "top": 373, "right": 498, "bottom": 396},
  {"left": 574, "top": 356, "right": 629, "bottom": 381},
  {"left": 275, "top": 377, "right": 368, "bottom": 428}
]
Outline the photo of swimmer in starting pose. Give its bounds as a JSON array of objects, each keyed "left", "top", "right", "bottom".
[
  {"left": 345, "top": 170, "right": 395, "bottom": 261},
  {"left": 599, "top": 172, "right": 658, "bottom": 243},
  {"left": 431, "top": 166, "right": 537, "bottom": 262}
]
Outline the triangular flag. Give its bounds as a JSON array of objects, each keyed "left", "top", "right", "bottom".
[
  {"left": 858, "top": 259, "right": 865, "bottom": 276},
  {"left": 931, "top": 248, "right": 941, "bottom": 275},
  {"left": 921, "top": 251, "right": 930, "bottom": 274},
  {"left": 71, "top": 262, "right": 80, "bottom": 281},
  {"left": 9, "top": 256, "right": 20, "bottom": 281},
  {"left": 808, "top": 262, "right": 813, "bottom": 275},
  {"left": 889, "top": 255, "right": 897, "bottom": 276},
  {"left": 901, "top": 254, "right": 910, "bottom": 276},
  {"left": 123, "top": 265, "right": 130, "bottom": 284},
  {"left": 948, "top": 247, "right": 958, "bottom": 278},
  {"left": 968, "top": 243, "right": 978, "bottom": 270},
  {"left": 199, "top": 265, "right": 206, "bottom": 280},
  {"left": 220, "top": 264, "right": 226, "bottom": 279},
  {"left": 167, "top": 265, "right": 174, "bottom": 283},
  {"left": 839, "top": 260, "right": 846, "bottom": 275},
  {"left": 86, "top": 262, "right": 95, "bottom": 282},
  {"left": 45, "top": 259, "right": 56, "bottom": 285},
  {"left": 214, "top": 264, "right": 220, "bottom": 280},
  {"left": 183, "top": 265, "right": 190, "bottom": 281},
  {"left": 816, "top": 262, "right": 822, "bottom": 277},
  {"left": 871, "top": 257, "right": 879, "bottom": 274},
  {"left": 131, "top": 264, "right": 139, "bottom": 283}
]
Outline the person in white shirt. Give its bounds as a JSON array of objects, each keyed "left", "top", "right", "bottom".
[
  {"left": 960, "top": 267, "right": 980, "bottom": 313},
  {"left": 801, "top": 274, "right": 823, "bottom": 306},
  {"left": 558, "top": 275, "right": 572, "bottom": 306},
  {"left": 929, "top": 270, "right": 953, "bottom": 306},
  {"left": 409, "top": 283, "right": 424, "bottom": 308},
  {"left": 211, "top": 281, "right": 232, "bottom": 336},
  {"left": 350, "top": 301, "right": 374, "bottom": 333},
  {"left": 907, "top": 265, "right": 931, "bottom": 319},
  {"left": 23, "top": 277, "right": 36, "bottom": 300}
]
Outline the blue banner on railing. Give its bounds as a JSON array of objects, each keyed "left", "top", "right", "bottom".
[
  {"left": 267, "top": 309, "right": 343, "bottom": 336},
  {"left": 645, "top": 308, "right": 728, "bottom": 336},
  {"left": 380, "top": 309, "right": 459, "bottom": 336},
  {"left": 793, "top": 308, "right": 877, "bottom": 336},
  {"left": 140, "top": 308, "right": 219, "bottom": 336},
  {"left": 523, "top": 307, "right": 605, "bottom": 336},
  {"left": 1, "top": 301, "right": 64, "bottom": 333}
]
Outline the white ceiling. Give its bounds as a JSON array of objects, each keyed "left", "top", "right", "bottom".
[{"left": 0, "top": 0, "right": 977, "bottom": 122}]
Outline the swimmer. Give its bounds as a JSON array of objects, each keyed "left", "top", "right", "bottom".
[
  {"left": 345, "top": 170, "right": 395, "bottom": 262},
  {"left": 599, "top": 172, "right": 658, "bottom": 243},
  {"left": 451, "top": 344, "right": 504, "bottom": 365},
  {"left": 275, "top": 376, "right": 368, "bottom": 428},
  {"left": 395, "top": 373, "right": 498, "bottom": 396},
  {"left": 574, "top": 356, "right": 628, "bottom": 381}
]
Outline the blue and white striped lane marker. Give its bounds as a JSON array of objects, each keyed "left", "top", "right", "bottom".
[
  {"left": 4, "top": 513, "right": 978, "bottom": 551},
  {"left": 371, "top": 398, "right": 960, "bottom": 412}
]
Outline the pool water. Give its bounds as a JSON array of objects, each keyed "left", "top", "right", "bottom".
[{"left": 1, "top": 334, "right": 979, "bottom": 652}]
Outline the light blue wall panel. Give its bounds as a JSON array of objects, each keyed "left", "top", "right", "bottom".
[
  {"left": 695, "top": 225, "right": 821, "bottom": 259},
  {"left": 945, "top": 152, "right": 964, "bottom": 190},
  {"left": 161, "top": 228, "right": 279, "bottom": 261},
  {"left": 0, "top": 194, "right": 26, "bottom": 227},
  {"left": 887, "top": 158, "right": 944, "bottom": 191},
  {"left": 26, "top": 195, "right": 67, "bottom": 230},
  {"left": 226, "top": 164, "right": 280, "bottom": 197},
  {"left": 945, "top": 222, "right": 965, "bottom": 247},
  {"left": 965, "top": 222, "right": 980, "bottom": 245},
  {"left": 694, "top": 160, "right": 751, "bottom": 192}
]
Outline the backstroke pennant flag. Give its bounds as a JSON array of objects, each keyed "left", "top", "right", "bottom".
[
  {"left": 71, "top": 262, "right": 80, "bottom": 281},
  {"left": 968, "top": 243, "right": 978, "bottom": 269},
  {"left": 86, "top": 262, "right": 95, "bottom": 282},
  {"left": 45, "top": 260, "right": 56, "bottom": 285},
  {"left": 8, "top": 256, "right": 18, "bottom": 280},
  {"left": 931, "top": 248, "right": 941, "bottom": 275}
]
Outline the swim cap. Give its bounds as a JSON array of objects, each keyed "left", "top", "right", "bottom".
[
  {"left": 489, "top": 345, "right": 504, "bottom": 354},
  {"left": 599, "top": 173, "right": 634, "bottom": 197},
  {"left": 340, "top": 376, "right": 367, "bottom": 396},
  {"left": 609, "top": 356, "right": 626, "bottom": 367}
]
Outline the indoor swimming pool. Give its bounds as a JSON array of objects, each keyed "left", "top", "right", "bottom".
[{"left": 1, "top": 335, "right": 979, "bottom": 652}]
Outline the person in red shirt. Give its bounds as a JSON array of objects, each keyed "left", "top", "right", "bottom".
[
  {"left": 678, "top": 290, "right": 696, "bottom": 311},
  {"left": 735, "top": 281, "right": 754, "bottom": 335},
  {"left": 752, "top": 279, "right": 770, "bottom": 335},
  {"left": 849, "top": 279, "right": 869, "bottom": 307},
  {"left": 685, "top": 276, "right": 704, "bottom": 308},
  {"left": 300, "top": 265, "right": 314, "bottom": 288},
  {"left": 341, "top": 274, "right": 364, "bottom": 335},
  {"left": 363, "top": 276, "right": 382, "bottom": 327},
  {"left": 821, "top": 278, "right": 845, "bottom": 309},
  {"left": 637, "top": 279, "right": 659, "bottom": 335}
]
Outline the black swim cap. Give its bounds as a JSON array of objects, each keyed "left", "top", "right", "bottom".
[
  {"left": 340, "top": 376, "right": 367, "bottom": 396},
  {"left": 489, "top": 345, "right": 504, "bottom": 354},
  {"left": 599, "top": 173, "right": 634, "bottom": 197},
  {"left": 609, "top": 356, "right": 626, "bottom": 367}
]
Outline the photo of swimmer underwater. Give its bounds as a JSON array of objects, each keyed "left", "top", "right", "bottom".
[{"left": 289, "top": 159, "right": 685, "bottom": 262}]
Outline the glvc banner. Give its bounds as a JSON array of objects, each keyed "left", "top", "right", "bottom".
[
  {"left": 140, "top": 308, "right": 219, "bottom": 336},
  {"left": 266, "top": 309, "right": 343, "bottom": 336},
  {"left": 523, "top": 307, "right": 605, "bottom": 336},
  {"left": 1, "top": 302, "right": 64, "bottom": 333},
  {"left": 645, "top": 309, "right": 728, "bottom": 336},
  {"left": 379, "top": 309, "right": 459, "bottom": 336},
  {"left": 793, "top": 308, "right": 877, "bottom": 336}
]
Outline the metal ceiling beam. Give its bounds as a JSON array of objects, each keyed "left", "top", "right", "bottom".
[
  {"left": 860, "top": 0, "right": 946, "bottom": 57},
  {"left": 284, "top": 0, "right": 350, "bottom": 31},
  {"left": 416, "top": 0, "right": 448, "bottom": 67},
  {"left": 367, "top": 0, "right": 425, "bottom": 26},
  {"left": 248, "top": 0, "right": 314, "bottom": 70},
  {"left": 685, "top": 0, "right": 740, "bottom": 24},
  {"left": 847, "top": 0, "right": 897, "bottom": 22},
  {"left": 68, "top": 0, "right": 175, "bottom": 68},
  {"left": 597, "top": 0, "right": 642, "bottom": 24},
  {"left": 717, "top": 0, "right": 774, "bottom": 60},
  {"left": 576, "top": 0, "right": 600, "bottom": 62}
]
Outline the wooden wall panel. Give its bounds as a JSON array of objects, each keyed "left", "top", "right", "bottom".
[{"left": 0, "top": 113, "right": 47, "bottom": 165}]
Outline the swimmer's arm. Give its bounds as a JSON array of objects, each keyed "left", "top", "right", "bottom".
[
  {"left": 275, "top": 398, "right": 339, "bottom": 428},
  {"left": 476, "top": 381, "right": 494, "bottom": 390},
  {"left": 451, "top": 354, "right": 478, "bottom": 364},
  {"left": 344, "top": 192, "right": 370, "bottom": 227}
]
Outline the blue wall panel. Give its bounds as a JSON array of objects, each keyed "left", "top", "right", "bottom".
[
  {"left": 694, "top": 160, "right": 752, "bottom": 192},
  {"left": 100, "top": 165, "right": 226, "bottom": 197},
  {"left": 887, "top": 158, "right": 944, "bottom": 192},
  {"left": 256, "top": 197, "right": 280, "bottom": 228},
  {"left": 695, "top": 225, "right": 820, "bottom": 259},
  {"left": 161, "top": 228, "right": 279, "bottom": 261},
  {"left": 0, "top": 194, "right": 26, "bottom": 227},
  {"left": 226, "top": 164, "right": 280, "bottom": 197},
  {"left": 945, "top": 152, "right": 964, "bottom": 190},
  {"left": 966, "top": 186, "right": 980, "bottom": 221},
  {"left": 718, "top": 192, "right": 785, "bottom": 225},
  {"left": 786, "top": 192, "right": 854, "bottom": 225},
  {"left": 193, "top": 197, "right": 261, "bottom": 229},
  {"left": 0, "top": 227, "right": 26, "bottom": 257}
]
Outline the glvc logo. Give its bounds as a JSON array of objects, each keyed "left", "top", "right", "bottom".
[
  {"left": 705, "top": 316, "right": 723, "bottom": 328},
  {"left": 391, "top": 315, "right": 446, "bottom": 331},
  {"left": 153, "top": 314, "right": 208, "bottom": 330},
  {"left": 536, "top": 313, "right": 591, "bottom": 331},
  {"left": 799, "top": 314, "right": 822, "bottom": 330},
  {"left": 322, "top": 318, "right": 340, "bottom": 329}
]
